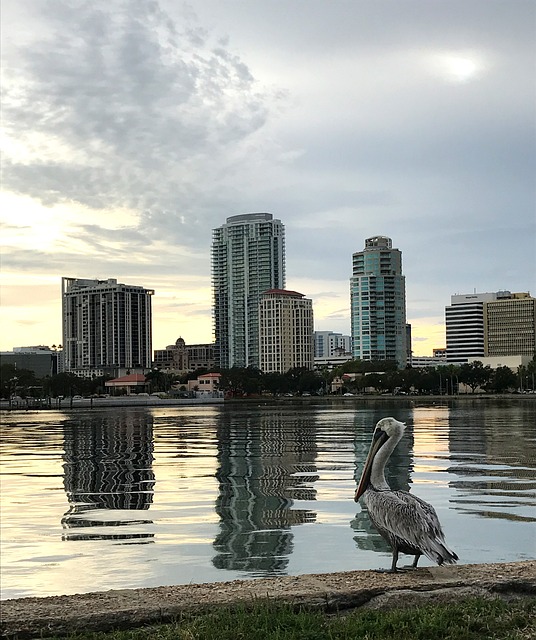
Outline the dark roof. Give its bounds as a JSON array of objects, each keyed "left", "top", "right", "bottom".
[{"left": 263, "top": 289, "right": 304, "bottom": 297}]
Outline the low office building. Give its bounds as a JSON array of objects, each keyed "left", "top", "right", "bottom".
[
  {"left": 410, "top": 355, "right": 450, "bottom": 368},
  {"left": 0, "top": 346, "right": 60, "bottom": 378},
  {"left": 314, "top": 355, "right": 353, "bottom": 370},
  {"left": 153, "top": 338, "right": 216, "bottom": 374},
  {"left": 472, "top": 355, "right": 532, "bottom": 371}
]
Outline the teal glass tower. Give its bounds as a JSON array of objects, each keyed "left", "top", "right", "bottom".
[
  {"left": 212, "top": 213, "right": 285, "bottom": 369},
  {"left": 350, "top": 236, "right": 407, "bottom": 367}
]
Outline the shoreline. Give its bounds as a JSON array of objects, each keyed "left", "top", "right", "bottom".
[
  {"left": 2, "top": 561, "right": 535, "bottom": 639},
  {"left": 2, "top": 393, "right": 535, "bottom": 412}
]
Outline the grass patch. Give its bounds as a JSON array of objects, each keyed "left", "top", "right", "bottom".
[{"left": 43, "top": 597, "right": 536, "bottom": 640}]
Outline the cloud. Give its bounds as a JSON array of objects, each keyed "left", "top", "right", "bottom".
[{"left": 2, "top": 0, "right": 277, "bottom": 241}]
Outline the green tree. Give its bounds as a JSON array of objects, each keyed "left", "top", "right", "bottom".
[
  {"left": 459, "top": 361, "right": 492, "bottom": 393},
  {"left": 285, "top": 367, "right": 308, "bottom": 393},
  {"left": 419, "top": 368, "right": 438, "bottom": 394},
  {"left": 365, "top": 372, "right": 384, "bottom": 393},
  {"left": 401, "top": 367, "right": 424, "bottom": 393},
  {"left": 382, "top": 370, "right": 401, "bottom": 393},
  {"left": 296, "top": 370, "right": 323, "bottom": 394},
  {"left": 145, "top": 369, "right": 174, "bottom": 393},
  {"left": 48, "top": 372, "right": 89, "bottom": 397},
  {"left": 219, "top": 367, "right": 263, "bottom": 396},
  {"left": 262, "top": 372, "right": 289, "bottom": 396},
  {"left": 316, "top": 366, "right": 334, "bottom": 395},
  {"left": 88, "top": 375, "right": 114, "bottom": 396},
  {"left": 489, "top": 366, "right": 517, "bottom": 393},
  {"left": 333, "top": 359, "right": 398, "bottom": 378},
  {"left": 526, "top": 357, "right": 536, "bottom": 391},
  {"left": 0, "top": 364, "right": 39, "bottom": 398}
]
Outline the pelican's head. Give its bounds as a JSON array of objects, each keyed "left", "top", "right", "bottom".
[
  {"left": 354, "top": 417, "right": 406, "bottom": 502},
  {"left": 375, "top": 417, "right": 405, "bottom": 439}
]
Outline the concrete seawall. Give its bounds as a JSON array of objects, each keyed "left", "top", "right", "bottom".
[{"left": 2, "top": 561, "right": 534, "bottom": 639}]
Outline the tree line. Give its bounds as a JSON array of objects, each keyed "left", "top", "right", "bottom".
[{"left": 2, "top": 357, "right": 535, "bottom": 399}]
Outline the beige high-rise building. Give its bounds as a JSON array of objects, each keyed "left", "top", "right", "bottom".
[
  {"left": 484, "top": 292, "right": 536, "bottom": 357},
  {"left": 259, "top": 289, "right": 314, "bottom": 373}
]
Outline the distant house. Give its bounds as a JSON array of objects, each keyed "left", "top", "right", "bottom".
[
  {"left": 187, "top": 373, "right": 221, "bottom": 396},
  {"left": 105, "top": 373, "right": 148, "bottom": 395}
]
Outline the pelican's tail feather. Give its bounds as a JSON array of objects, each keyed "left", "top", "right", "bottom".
[{"left": 429, "top": 540, "right": 459, "bottom": 566}]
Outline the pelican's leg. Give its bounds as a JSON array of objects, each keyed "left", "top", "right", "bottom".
[
  {"left": 375, "top": 546, "right": 399, "bottom": 573},
  {"left": 390, "top": 547, "right": 399, "bottom": 573},
  {"left": 399, "top": 553, "right": 421, "bottom": 571}
]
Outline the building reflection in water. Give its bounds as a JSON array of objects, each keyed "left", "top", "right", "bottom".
[
  {"left": 351, "top": 408, "right": 414, "bottom": 554},
  {"left": 213, "top": 409, "right": 318, "bottom": 576},
  {"left": 62, "top": 411, "right": 155, "bottom": 541},
  {"left": 447, "top": 401, "right": 536, "bottom": 523}
]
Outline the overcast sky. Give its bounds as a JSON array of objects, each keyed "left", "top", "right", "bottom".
[{"left": 1, "top": 0, "right": 535, "bottom": 355}]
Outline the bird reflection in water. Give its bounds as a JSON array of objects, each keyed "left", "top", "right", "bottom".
[{"left": 62, "top": 411, "right": 155, "bottom": 543}]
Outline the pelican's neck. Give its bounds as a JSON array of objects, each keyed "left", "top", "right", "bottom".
[{"left": 370, "top": 431, "right": 402, "bottom": 491}]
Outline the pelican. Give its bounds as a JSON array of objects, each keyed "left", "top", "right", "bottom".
[{"left": 355, "top": 417, "right": 458, "bottom": 572}]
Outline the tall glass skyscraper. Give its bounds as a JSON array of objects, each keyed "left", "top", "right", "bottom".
[
  {"left": 212, "top": 213, "right": 285, "bottom": 369},
  {"left": 350, "top": 236, "right": 407, "bottom": 367}
]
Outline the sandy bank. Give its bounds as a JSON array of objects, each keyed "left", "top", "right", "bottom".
[{"left": 1, "top": 561, "right": 535, "bottom": 639}]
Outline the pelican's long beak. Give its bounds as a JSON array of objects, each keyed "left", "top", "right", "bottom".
[{"left": 354, "top": 429, "right": 389, "bottom": 502}]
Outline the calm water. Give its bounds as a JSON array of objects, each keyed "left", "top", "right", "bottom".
[{"left": 1, "top": 401, "right": 535, "bottom": 600}]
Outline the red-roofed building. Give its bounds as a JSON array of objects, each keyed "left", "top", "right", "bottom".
[
  {"left": 263, "top": 289, "right": 305, "bottom": 297},
  {"left": 105, "top": 373, "right": 148, "bottom": 395}
]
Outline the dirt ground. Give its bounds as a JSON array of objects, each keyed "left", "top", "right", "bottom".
[{"left": 1, "top": 560, "right": 535, "bottom": 639}]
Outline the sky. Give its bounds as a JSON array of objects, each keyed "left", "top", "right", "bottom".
[{"left": 1, "top": 0, "right": 535, "bottom": 356}]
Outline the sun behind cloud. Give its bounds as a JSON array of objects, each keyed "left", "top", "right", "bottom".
[{"left": 433, "top": 51, "right": 486, "bottom": 83}]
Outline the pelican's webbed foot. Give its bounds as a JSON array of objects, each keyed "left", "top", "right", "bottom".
[{"left": 374, "top": 568, "right": 398, "bottom": 574}]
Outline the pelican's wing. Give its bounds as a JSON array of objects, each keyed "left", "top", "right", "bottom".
[{"left": 366, "top": 490, "right": 457, "bottom": 564}]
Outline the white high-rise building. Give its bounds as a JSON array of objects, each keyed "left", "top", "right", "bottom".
[
  {"left": 314, "top": 331, "right": 351, "bottom": 358},
  {"left": 62, "top": 277, "right": 154, "bottom": 377},
  {"left": 350, "top": 236, "right": 407, "bottom": 367},
  {"left": 259, "top": 289, "right": 314, "bottom": 373},
  {"left": 212, "top": 213, "right": 285, "bottom": 368},
  {"left": 445, "top": 292, "right": 497, "bottom": 363}
]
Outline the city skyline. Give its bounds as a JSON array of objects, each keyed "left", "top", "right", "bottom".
[{"left": 1, "top": 1, "right": 535, "bottom": 356}]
